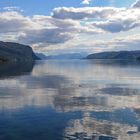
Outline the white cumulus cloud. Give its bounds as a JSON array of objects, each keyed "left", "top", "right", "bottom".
[{"left": 82, "top": 0, "right": 91, "bottom": 5}]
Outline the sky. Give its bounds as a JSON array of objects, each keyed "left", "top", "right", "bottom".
[{"left": 0, "top": 0, "right": 140, "bottom": 55}]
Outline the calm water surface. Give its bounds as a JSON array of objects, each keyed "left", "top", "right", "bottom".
[{"left": 0, "top": 60, "right": 140, "bottom": 140}]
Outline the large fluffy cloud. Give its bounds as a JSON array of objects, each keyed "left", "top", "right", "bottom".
[
  {"left": 52, "top": 7, "right": 122, "bottom": 20},
  {"left": 52, "top": 6, "right": 140, "bottom": 33},
  {"left": 0, "top": 11, "right": 39, "bottom": 33},
  {"left": 92, "top": 17, "right": 140, "bottom": 33},
  {"left": 0, "top": 11, "right": 101, "bottom": 45},
  {"left": 1, "top": 8, "right": 108, "bottom": 47},
  {"left": 18, "top": 28, "right": 74, "bottom": 44},
  {"left": 0, "top": 0, "right": 140, "bottom": 53}
]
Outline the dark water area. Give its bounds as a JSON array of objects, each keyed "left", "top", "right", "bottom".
[{"left": 0, "top": 60, "right": 140, "bottom": 140}]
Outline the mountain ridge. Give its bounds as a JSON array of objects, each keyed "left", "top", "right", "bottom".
[
  {"left": 86, "top": 50, "right": 140, "bottom": 60},
  {"left": 0, "top": 41, "right": 39, "bottom": 63}
]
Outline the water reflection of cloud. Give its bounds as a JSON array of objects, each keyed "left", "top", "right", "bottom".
[
  {"left": 32, "top": 60, "right": 140, "bottom": 88},
  {"left": 64, "top": 116, "right": 139, "bottom": 140},
  {"left": 0, "top": 60, "right": 140, "bottom": 139},
  {"left": 20, "top": 75, "right": 71, "bottom": 89},
  {"left": 0, "top": 60, "right": 140, "bottom": 112}
]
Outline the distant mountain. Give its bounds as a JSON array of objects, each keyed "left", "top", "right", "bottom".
[
  {"left": 35, "top": 53, "right": 48, "bottom": 60},
  {"left": 43, "top": 53, "right": 88, "bottom": 59},
  {"left": 86, "top": 51, "right": 140, "bottom": 60},
  {"left": 0, "top": 41, "right": 39, "bottom": 63}
]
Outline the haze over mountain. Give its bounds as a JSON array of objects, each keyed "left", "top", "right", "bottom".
[{"left": 36, "top": 53, "right": 88, "bottom": 59}]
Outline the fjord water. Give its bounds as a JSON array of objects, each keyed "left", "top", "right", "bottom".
[{"left": 0, "top": 60, "right": 140, "bottom": 140}]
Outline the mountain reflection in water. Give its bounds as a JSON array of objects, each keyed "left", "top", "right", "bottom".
[{"left": 0, "top": 60, "right": 140, "bottom": 140}]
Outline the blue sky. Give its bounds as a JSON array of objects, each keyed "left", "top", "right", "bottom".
[
  {"left": 0, "top": 0, "right": 140, "bottom": 55},
  {"left": 0, "top": 0, "right": 136, "bottom": 15}
]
